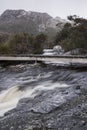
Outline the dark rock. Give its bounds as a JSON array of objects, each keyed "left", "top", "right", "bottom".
[{"left": 76, "top": 85, "right": 81, "bottom": 90}]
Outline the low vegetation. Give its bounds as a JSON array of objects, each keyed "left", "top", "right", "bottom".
[{"left": 0, "top": 33, "right": 47, "bottom": 54}]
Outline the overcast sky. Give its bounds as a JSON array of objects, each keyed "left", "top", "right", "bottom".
[{"left": 0, "top": 0, "right": 87, "bottom": 19}]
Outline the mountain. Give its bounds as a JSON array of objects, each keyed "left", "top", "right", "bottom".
[{"left": 0, "top": 9, "right": 66, "bottom": 35}]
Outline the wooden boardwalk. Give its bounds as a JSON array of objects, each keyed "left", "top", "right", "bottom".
[{"left": 0, "top": 55, "right": 87, "bottom": 64}]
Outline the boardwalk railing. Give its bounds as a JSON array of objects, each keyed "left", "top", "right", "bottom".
[{"left": 0, "top": 54, "right": 87, "bottom": 64}]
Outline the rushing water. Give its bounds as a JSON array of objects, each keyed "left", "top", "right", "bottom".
[
  {"left": 0, "top": 63, "right": 87, "bottom": 130},
  {"left": 0, "top": 63, "right": 71, "bottom": 116}
]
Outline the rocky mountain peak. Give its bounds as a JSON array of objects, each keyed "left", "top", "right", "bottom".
[
  {"left": 1, "top": 9, "right": 52, "bottom": 20},
  {"left": 0, "top": 9, "right": 66, "bottom": 35},
  {"left": 1, "top": 9, "right": 26, "bottom": 18}
]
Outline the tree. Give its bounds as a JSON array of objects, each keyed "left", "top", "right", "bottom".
[
  {"left": 6, "top": 33, "right": 34, "bottom": 54},
  {"left": 0, "top": 33, "right": 48, "bottom": 54},
  {"left": 55, "top": 15, "right": 87, "bottom": 54},
  {"left": 33, "top": 33, "right": 47, "bottom": 54},
  {"left": 55, "top": 22, "right": 71, "bottom": 44}
]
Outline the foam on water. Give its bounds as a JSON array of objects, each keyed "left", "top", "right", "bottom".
[{"left": 0, "top": 82, "right": 69, "bottom": 116}]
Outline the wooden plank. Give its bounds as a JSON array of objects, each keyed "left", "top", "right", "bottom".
[{"left": 0, "top": 56, "right": 87, "bottom": 64}]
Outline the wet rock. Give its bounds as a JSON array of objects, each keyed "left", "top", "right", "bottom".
[
  {"left": 62, "top": 91, "right": 68, "bottom": 94},
  {"left": 81, "top": 120, "right": 86, "bottom": 126},
  {"left": 0, "top": 64, "right": 87, "bottom": 130},
  {"left": 76, "top": 85, "right": 81, "bottom": 90}
]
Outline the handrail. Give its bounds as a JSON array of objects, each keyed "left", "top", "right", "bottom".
[{"left": 0, "top": 54, "right": 87, "bottom": 58}]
